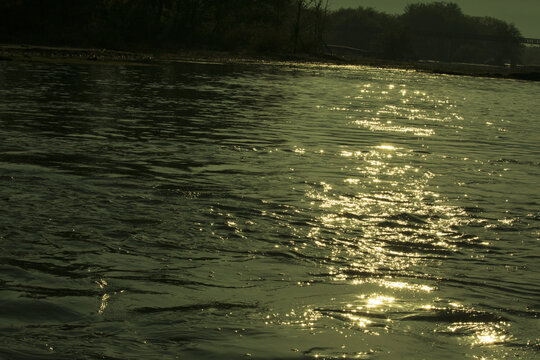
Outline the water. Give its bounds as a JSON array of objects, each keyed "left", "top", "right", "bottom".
[{"left": 0, "top": 59, "right": 538, "bottom": 359}]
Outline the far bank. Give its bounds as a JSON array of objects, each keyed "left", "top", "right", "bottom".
[{"left": 1, "top": 43, "right": 539, "bottom": 82}]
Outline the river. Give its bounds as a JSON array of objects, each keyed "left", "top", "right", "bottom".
[{"left": 0, "top": 59, "right": 538, "bottom": 359}]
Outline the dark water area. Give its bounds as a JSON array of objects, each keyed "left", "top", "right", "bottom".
[{"left": 0, "top": 60, "right": 539, "bottom": 359}]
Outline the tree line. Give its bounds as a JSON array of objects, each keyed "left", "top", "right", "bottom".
[
  {"left": 0, "top": 1, "right": 523, "bottom": 65},
  {"left": 326, "top": 2, "right": 523, "bottom": 66},
  {"left": 0, "top": 0, "right": 328, "bottom": 53}
]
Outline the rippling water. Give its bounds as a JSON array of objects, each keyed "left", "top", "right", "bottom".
[{"left": 0, "top": 60, "right": 539, "bottom": 359}]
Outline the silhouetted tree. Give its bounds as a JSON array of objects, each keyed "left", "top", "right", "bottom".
[
  {"left": 325, "top": 7, "right": 394, "bottom": 56},
  {"left": 1, "top": 0, "right": 520, "bottom": 64},
  {"left": 0, "top": 0, "right": 318, "bottom": 52},
  {"left": 325, "top": 2, "right": 523, "bottom": 65}
]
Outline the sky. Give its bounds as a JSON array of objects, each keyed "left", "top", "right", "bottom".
[{"left": 328, "top": 0, "right": 540, "bottom": 38}]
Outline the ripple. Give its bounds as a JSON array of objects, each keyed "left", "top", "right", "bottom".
[{"left": 1, "top": 59, "right": 538, "bottom": 359}]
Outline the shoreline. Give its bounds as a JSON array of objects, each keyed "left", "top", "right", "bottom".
[{"left": 1, "top": 43, "right": 539, "bottom": 81}]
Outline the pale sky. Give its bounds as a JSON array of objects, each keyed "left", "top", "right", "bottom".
[{"left": 328, "top": 0, "right": 540, "bottom": 38}]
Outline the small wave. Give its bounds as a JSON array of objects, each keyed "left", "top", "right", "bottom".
[
  {"left": 0, "top": 299, "right": 84, "bottom": 322},
  {"left": 491, "top": 158, "right": 540, "bottom": 166},
  {"left": 386, "top": 212, "right": 429, "bottom": 224},
  {"left": 260, "top": 249, "right": 327, "bottom": 263},
  {"left": 107, "top": 274, "right": 250, "bottom": 289},
  {"left": 401, "top": 307, "right": 506, "bottom": 323},
  {"left": 0, "top": 348, "right": 74, "bottom": 360},
  {"left": 383, "top": 242, "right": 457, "bottom": 256},
  {"left": 316, "top": 308, "right": 389, "bottom": 321},
  {"left": 462, "top": 206, "right": 485, "bottom": 214},
  {"left": 132, "top": 301, "right": 259, "bottom": 314},
  {"left": 2, "top": 283, "right": 102, "bottom": 298},
  {"left": 3, "top": 258, "right": 89, "bottom": 279}
]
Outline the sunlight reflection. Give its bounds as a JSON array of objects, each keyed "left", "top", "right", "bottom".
[
  {"left": 475, "top": 329, "right": 507, "bottom": 345},
  {"left": 445, "top": 322, "right": 510, "bottom": 346},
  {"left": 98, "top": 293, "right": 110, "bottom": 315},
  {"left": 343, "top": 313, "right": 373, "bottom": 328},
  {"left": 376, "top": 145, "right": 396, "bottom": 151},
  {"left": 354, "top": 119, "right": 435, "bottom": 136},
  {"left": 304, "top": 140, "right": 466, "bottom": 277},
  {"left": 295, "top": 112, "right": 482, "bottom": 347},
  {"left": 380, "top": 280, "right": 434, "bottom": 293},
  {"left": 366, "top": 295, "right": 395, "bottom": 308}
]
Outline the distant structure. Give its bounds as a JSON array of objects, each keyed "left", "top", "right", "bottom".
[
  {"left": 521, "top": 38, "right": 540, "bottom": 45},
  {"left": 325, "top": 44, "right": 369, "bottom": 57}
]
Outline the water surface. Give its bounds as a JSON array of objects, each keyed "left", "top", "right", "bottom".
[{"left": 0, "top": 60, "right": 539, "bottom": 359}]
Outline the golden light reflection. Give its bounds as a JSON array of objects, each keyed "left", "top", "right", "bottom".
[
  {"left": 354, "top": 119, "right": 435, "bottom": 136},
  {"left": 475, "top": 330, "right": 507, "bottom": 345},
  {"left": 98, "top": 293, "right": 110, "bottom": 315},
  {"left": 376, "top": 145, "right": 396, "bottom": 151},
  {"left": 342, "top": 313, "right": 372, "bottom": 328},
  {"left": 304, "top": 140, "right": 466, "bottom": 275},
  {"left": 320, "top": 182, "right": 332, "bottom": 192},
  {"left": 297, "top": 115, "right": 478, "bottom": 344},
  {"left": 446, "top": 322, "right": 510, "bottom": 346},
  {"left": 380, "top": 280, "right": 434, "bottom": 293},
  {"left": 347, "top": 85, "right": 464, "bottom": 135},
  {"left": 96, "top": 278, "right": 108, "bottom": 289},
  {"left": 265, "top": 308, "right": 322, "bottom": 329},
  {"left": 366, "top": 295, "right": 395, "bottom": 308}
]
